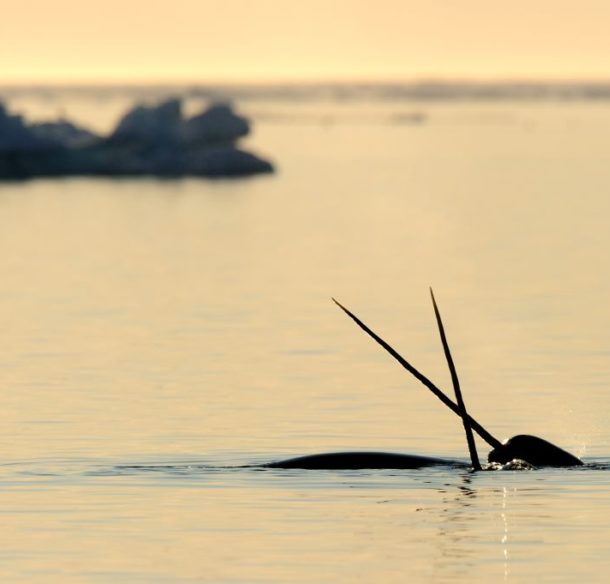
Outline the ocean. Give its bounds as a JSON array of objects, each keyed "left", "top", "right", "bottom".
[{"left": 1, "top": 82, "right": 610, "bottom": 582}]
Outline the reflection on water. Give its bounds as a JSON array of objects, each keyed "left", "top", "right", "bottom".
[
  {"left": 2, "top": 90, "right": 610, "bottom": 581},
  {"left": 3, "top": 459, "right": 610, "bottom": 583}
]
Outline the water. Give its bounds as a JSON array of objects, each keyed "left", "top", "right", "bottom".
[{"left": 2, "top": 86, "right": 610, "bottom": 582}]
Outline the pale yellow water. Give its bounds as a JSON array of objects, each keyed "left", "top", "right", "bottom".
[{"left": 1, "top": 90, "right": 610, "bottom": 582}]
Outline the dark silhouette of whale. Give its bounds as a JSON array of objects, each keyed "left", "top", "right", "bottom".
[
  {"left": 269, "top": 291, "right": 583, "bottom": 470},
  {"left": 488, "top": 435, "right": 582, "bottom": 467},
  {"left": 267, "top": 451, "right": 465, "bottom": 469}
]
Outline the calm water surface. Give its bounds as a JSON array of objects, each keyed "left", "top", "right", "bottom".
[{"left": 1, "top": 91, "right": 610, "bottom": 582}]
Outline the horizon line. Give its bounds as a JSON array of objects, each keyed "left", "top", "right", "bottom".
[{"left": 4, "top": 75, "right": 610, "bottom": 88}]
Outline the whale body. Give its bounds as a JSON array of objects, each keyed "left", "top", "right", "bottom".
[
  {"left": 487, "top": 435, "right": 583, "bottom": 467},
  {"left": 266, "top": 451, "right": 464, "bottom": 469}
]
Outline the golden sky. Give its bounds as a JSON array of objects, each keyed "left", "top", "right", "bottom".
[{"left": 3, "top": 0, "right": 610, "bottom": 84}]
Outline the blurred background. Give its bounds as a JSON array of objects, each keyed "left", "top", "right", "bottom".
[{"left": 4, "top": 0, "right": 610, "bottom": 83}]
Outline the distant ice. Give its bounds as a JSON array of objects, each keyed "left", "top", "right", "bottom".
[{"left": 0, "top": 98, "right": 274, "bottom": 179}]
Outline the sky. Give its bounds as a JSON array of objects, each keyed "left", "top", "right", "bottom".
[{"left": 3, "top": 0, "right": 610, "bottom": 84}]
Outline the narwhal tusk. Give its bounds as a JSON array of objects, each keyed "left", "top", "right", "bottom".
[
  {"left": 332, "top": 297, "right": 502, "bottom": 450},
  {"left": 429, "top": 288, "right": 481, "bottom": 470}
]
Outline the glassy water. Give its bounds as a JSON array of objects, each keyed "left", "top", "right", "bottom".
[{"left": 2, "top": 88, "right": 610, "bottom": 582}]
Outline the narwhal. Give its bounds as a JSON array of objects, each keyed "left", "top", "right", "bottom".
[{"left": 268, "top": 290, "right": 583, "bottom": 470}]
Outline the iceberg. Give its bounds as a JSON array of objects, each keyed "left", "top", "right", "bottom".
[{"left": 0, "top": 99, "right": 274, "bottom": 179}]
